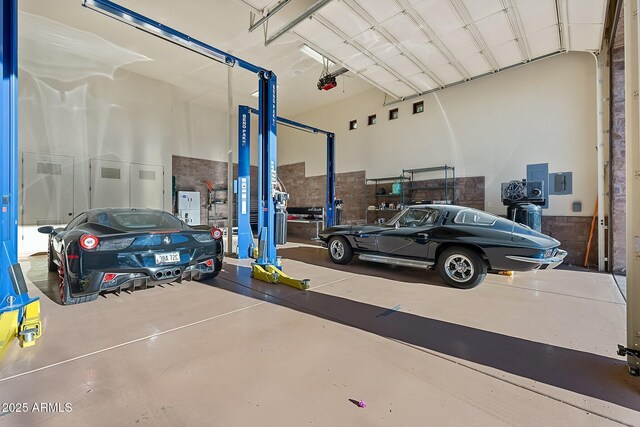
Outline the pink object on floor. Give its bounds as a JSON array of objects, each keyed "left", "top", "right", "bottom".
[{"left": 358, "top": 400, "right": 367, "bottom": 408}]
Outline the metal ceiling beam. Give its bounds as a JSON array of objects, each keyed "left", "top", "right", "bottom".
[
  {"left": 447, "top": 0, "right": 501, "bottom": 71},
  {"left": 232, "top": 0, "right": 261, "bottom": 15},
  {"left": 265, "top": 0, "right": 334, "bottom": 46},
  {"left": 249, "top": 0, "right": 292, "bottom": 32},
  {"left": 395, "top": 0, "right": 471, "bottom": 81},
  {"left": 556, "top": 0, "right": 570, "bottom": 51},
  {"left": 501, "top": 0, "right": 533, "bottom": 62},
  {"left": 291, "top": 31, "right": 403, "bottom": 99},
  {"left": 342, "top": 0, "right": 445, "bottom": 89},
  {"left": 312, "top": 14, "right": 423, "bottom": 95}
]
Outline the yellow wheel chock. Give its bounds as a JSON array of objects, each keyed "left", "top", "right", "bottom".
[
  {"left": 18, "top": 299, "right": 42, "bottom": 348},
  {"left": 0, "top": 299, "right": 41, "bottom": 361},
  {"left": 251, "top": 264, "right": 309, "bottom": 290}
]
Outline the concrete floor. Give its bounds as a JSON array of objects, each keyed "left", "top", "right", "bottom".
[{"left": 0, "top": 242, "right": 639, "bottom": 426}]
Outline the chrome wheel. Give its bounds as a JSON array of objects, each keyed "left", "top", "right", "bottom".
[
  {"left": 444, "top": 254, "right": 474, "bottom": 283},
  {"left": 330, "top": 239, "right": 345, "bottom": 260}
]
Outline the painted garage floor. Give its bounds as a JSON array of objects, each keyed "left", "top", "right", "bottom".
[{"left": 0, "top": 243, "right": 639, "bottom": 426}]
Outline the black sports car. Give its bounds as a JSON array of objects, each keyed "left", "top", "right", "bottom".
[
  {"left": 38, "top": 208, "right": 223, "bottom": 305},
  {"left": 319, "top": 204, "right": 567, "bottom": 289}
]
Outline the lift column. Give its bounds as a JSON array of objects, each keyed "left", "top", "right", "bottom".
[
  {"left": 0, "top": 0, "right": 41, "bottom": 360},
  {"left": 325, "top": 132, "right": 336, "bottom": 227},
  {"left": 237, "top": 105, "right": 253, "bottom": 258},
  {"left": 256, "top": 71, "right": 278, "bottom": 265}
]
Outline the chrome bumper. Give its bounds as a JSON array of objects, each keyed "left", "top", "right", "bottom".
[{"left": 506, "top": 249, "right": 568, "bottom": 270}]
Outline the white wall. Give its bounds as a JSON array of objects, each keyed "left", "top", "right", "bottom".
[
  {"left": 17, "top": 66, "right": 247, "bottom": 254},
  {"left": 279, "top": 52, "right": 598, "bottom": 217}
]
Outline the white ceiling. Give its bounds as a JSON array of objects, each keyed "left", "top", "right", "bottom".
[{"left": 19, "top": 0, "right": 609, "bottom": 115}]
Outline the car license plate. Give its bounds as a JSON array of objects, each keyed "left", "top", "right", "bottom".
[{"left": 155, "top": 252, "right": 180, "bottom": 264}]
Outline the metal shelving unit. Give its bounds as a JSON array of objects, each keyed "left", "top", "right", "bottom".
[
  {"left": 365, "top": 175, "right": 408, "bottom": 223},
  {"left": 207, "top": 188, "right": 228, "bottom": 226},
  {"left": 402, "top": 165, "right": 456, "bottom": 205}
]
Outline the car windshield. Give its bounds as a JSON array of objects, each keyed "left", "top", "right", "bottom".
[
  {"left": 388, "top": 208, "right": 439, "bottom": 227},
  {"left": 108, "top": 211, "right": 185, "bottom": 230},
  {"left": 453, "top": 208, "right": 498, "bottom": 226}
]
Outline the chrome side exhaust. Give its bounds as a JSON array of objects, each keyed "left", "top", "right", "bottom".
[{"left": 358, "top": 253, "right": 434, "bottom": 269}]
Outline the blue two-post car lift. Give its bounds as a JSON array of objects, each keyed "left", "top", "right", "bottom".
[
  {"left": 79, "top": 2, "right": 315, "bottom": 287},
  {"left": 0, "top": 0, "right": 42, "bottom": 360},
  {"left": 236, "top": 105, "right": 336, "bottom": 289},
  {"left": 0, "top": 0, "right": 313, "bottom": 360}
]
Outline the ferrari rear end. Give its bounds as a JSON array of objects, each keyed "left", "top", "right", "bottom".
[{"left": 68, "top": 228, "right": 223, "bottom": 297}]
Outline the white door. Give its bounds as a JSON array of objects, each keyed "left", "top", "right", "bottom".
[
  {"left": 21, "top": 152, "right": 74, "bottom": 225},
  {"left": 130, "top": 163, "right": 164, "bottom": 210},
  {"left": 90, "top": 159, "right": 130, "bottom": 208}
]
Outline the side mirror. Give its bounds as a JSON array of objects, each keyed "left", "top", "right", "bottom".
[{"left": 38, "top": 226, "right": 54, "bottom": 235}]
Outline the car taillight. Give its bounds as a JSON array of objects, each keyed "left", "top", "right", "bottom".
[
  {"left": 103, "top": 273, "right": 117, "bottom": 282},
  {"left": 211, "top": 228, "right": 223, "bottom": 240},
  {"left": 205, "top": 259, "right": 214, "bottom": 267},
  {"left": 80, "top": 234, "right": 100, "bottom": 250}
]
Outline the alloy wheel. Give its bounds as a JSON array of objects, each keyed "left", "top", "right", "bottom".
[
  {"left": 444, "top": 253, "right": 475, "bottom": 283},
  {"left": 330, "top": 239, "right": 345, "bottom": 260}
]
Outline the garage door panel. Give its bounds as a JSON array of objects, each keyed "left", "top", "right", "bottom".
[
  {"left": 21, "top": 152, "right": 74, "bottom": 225},
  {"left": 90, "top": 159, "right": 129, "bottom": 209},
  {"left": 130, "top": 163, "right": 164, "bottom": 210}
]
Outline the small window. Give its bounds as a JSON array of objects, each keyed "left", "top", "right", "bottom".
[
  {"left": 453, "top": 209, "right": 498, "bottom": 226},
  {"left": 368, "top": 114, "right": 377, "bottom": 125},
  {"left": 393, "top": 208, "right": 439, "bottom": 228},
  {"left": 389, "top": 108, "right": 399, "bottom": 120},
  {"left": 413, "top": 101, "right": 424, "bottom": 114},
  {"left": 349, "top": 119, "right": 358, "bottom": 130}
]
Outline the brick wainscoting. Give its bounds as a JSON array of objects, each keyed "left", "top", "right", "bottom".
[
  {"left": 172, "top": 155, "right": 258, "bottom": 228},
  {"left": 279, "top": 162, "right": 486, "bottom": 241},
  {"left": 541, "top": 216, "right": 598, "bottom": 267},
  {"left": 279, "top": 162, "right": 366, "bottom": 240},
  {"left": 174, "top": 157, "right": 594, "bottom": 268}
]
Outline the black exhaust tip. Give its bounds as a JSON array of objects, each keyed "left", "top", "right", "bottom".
[{"left": 173, "top": 269, "right": 181, "bottom": 277}]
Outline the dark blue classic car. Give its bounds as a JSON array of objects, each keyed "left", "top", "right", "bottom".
[
  {"left": 38, "top": 208, "right": 223, "bottom": 304},
  {"left": 319, "top": 205, "right": 566, "bottom": 289}
]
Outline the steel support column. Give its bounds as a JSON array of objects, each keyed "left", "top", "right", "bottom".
[
  {"left": 236, "top": 106, "right": 336, "bottom": 260},
  {"left": 237, "top": 105, "right": 253, "bottom": 258},
  {"left": 256, "top": 72, "right": 278, "bottom": 265},
  {"left": 0, "top": 0, "right": 41, "bottom": 359},
  {"left": 594, "top": 52, "right": 607, "bottom": 272},
  {"left": 325, "top": 132, "right": 336, "bottom": 227},
  {"left": 622, "top": 0, "right": 640, "bottom": 375}
]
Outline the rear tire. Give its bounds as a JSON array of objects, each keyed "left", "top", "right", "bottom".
[
  {"left": 58, "top": 256, "right": 98, "bottom": 305},
  {"left": 437, "top": 247, "right": 487, "bottom": 289},
  {"left": 327, "top": 236, "right": 353, "bottom": 265},
  {"left": 47, "top": 241, "right": 57, "bottom": 272}
]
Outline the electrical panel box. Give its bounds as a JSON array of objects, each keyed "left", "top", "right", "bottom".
[
  {"left": 549, "top": 172, "right": 573, "bottom": 195},
  {"left": 177, "top": 191, "right": 200, "bottom": 225}
]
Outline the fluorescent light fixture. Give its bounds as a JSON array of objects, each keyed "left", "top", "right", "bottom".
[
  {"left": 82, "top": 0, "right": 235, "bottom": 67},
  {"left": 300, "top": 44, "right": 334, "bottom": 66}
]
